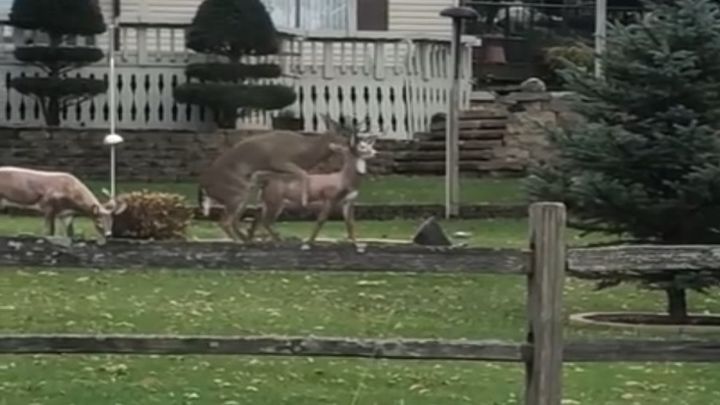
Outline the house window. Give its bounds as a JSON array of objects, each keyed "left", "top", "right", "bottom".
[
  {"left": 0, "top": 0, "right": 11, "bottom": 16},
  {"left": 263, "top": 0, "right": 388, "bottom": 32}
]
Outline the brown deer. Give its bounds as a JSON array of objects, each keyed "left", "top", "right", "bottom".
[
  {"left": 246, "top": 134, "right": 377, "bottom": 245},
  {"left": 198, "top": 114, "right": 357, "bottom": 241},
  {"left": 0, "top": 166, "right": 127, "bottom": 238}
]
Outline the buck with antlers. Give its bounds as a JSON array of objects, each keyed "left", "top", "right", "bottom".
[
  {"left": 247, "top": 133, "right": 377, "bottom": 244},
  {"left": 0, "top": 166, "right": 127, "bottom": 238},
  {"left": 198, "top": 115, "right": 359, "bottom": 241}
]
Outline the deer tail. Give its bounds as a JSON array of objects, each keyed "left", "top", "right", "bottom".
[{"left": 198, "top": 186, "right": 211, "bottom": 217}]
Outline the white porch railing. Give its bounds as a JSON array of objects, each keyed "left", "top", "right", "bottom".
[{"left": 0, "top": 22, "right": 476, "bottom": 139}]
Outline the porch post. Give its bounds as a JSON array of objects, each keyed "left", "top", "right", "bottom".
[{"left": 440, "top": 7, "right": 478, "bottom": 219}]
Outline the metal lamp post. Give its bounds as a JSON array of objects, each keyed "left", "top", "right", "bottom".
[
  {"left": 104, "top": 1, "right": 124, "bottom": 199},
  {"left": 439, "top": 6, "right": 478, "bottom": 219},
  {"left": 594, "top": 0, "right": 607, "bottom": 78}
]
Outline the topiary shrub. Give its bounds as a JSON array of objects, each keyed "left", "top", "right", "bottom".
[
  {"left": 111, "top": 190, "right": 194, "bottom": 240},
  {"left": 173, "top": 0, "right": 296, "bottom": 129},
  {"left": 8, "top": 0, "right": 107, "bottom": 126}
]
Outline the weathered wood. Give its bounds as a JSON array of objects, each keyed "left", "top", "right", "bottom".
[
  {"left": 564, "top": 340, "right": 720, "bottom": 363},
  {"left": 526, "top": 203, "right": 566, "bottom": 405},
  {"left": 1, "top": 334, "right": 718, "bottom": 363},
  {"left": 568, "top": 245, "right": 720, "bottom": 275},
  {"left": 0, "top": 236, "right": 528, "bottom": 274},
  {"left": 0, "top": 334, "right": 524, "bottom": 361}
]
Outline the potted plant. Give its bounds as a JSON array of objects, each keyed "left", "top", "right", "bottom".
[{"left": 272, "top": 109, "right": 303, "bottom": 131}]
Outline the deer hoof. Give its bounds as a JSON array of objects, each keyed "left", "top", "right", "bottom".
[{"left": 300, "top": 243, "right": 311, "bottom": 251}]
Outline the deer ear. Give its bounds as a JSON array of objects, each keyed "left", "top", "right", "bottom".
[
  {"left": 114, "top": 200, "right": 127, "bottom": 215},
  {"left": 328, "top": 143, "right": 344, "bottom": 152}
]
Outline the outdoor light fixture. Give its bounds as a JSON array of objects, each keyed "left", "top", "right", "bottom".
[
  {"left": 104, "top": 1, "right": 123, "bottom": 199},
  {"left": 440, "top": 6, "right": 478, "bottom": 219}
]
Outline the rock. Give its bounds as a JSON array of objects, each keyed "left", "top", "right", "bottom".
[
  {"left": 412, "top": 217, "right": 452, "bottom": 246},
  {"left": 519, "top": 77, "right": 547, "bottom": 93}
]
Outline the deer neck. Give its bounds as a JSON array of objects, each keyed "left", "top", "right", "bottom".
[
  {"left": 300, "top": 134, "right": 343, "bottom": 163},
  {"left": 340, "top": 155, "right": 365, "bottom": 190},
  {"left": 72, "top": 183, "right": 102, "bottom": 215}
]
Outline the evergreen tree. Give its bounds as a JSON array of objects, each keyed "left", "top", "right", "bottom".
[
  {"left": 173, "top": 0, "right": 296, "bottom": 129},
  {"left": 527, "top": 0, "right": 720, "bottom": 323},
  {"left": 9, "top": 0, "right": 107, "bottom": 126}
]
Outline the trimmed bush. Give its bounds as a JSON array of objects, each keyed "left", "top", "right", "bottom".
[
  {"left": 174, "top": 0, "right": 295, "bottom": 129},
  {"left": 185, "top": 63, "right": 282, "bottom": 82},
  {"left": 10, "top": 77, "right": 106, "bottom": 98},
  {"left": 8, "top": 0, "right": 107, "bottom": 127},
  {"left": 10, "top": 0, "right": 106, "bottom": 38},
  {"left": 186, "top": 0, "right": 278, "bottom": 60},
  {"left": 14, "top": 46, "right": 104, "bottom": 66},
  {"left": 111, "top": 190, "right": 194, "bottom": 240}
]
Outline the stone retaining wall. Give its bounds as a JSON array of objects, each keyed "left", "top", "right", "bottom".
[{"left": 0, "top": 92, "right": 577, "bottom": 181}]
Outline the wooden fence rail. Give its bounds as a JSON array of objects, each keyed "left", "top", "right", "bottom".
[{"left": 1, "top": 202, "right": 719, "bottom": 405}]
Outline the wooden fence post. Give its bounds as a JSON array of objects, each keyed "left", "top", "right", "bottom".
[{"left": 525, "top": 202, "right": 566, "bottom": 405}]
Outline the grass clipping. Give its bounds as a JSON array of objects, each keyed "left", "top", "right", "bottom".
[{"left": 111, "top": 190, "right": 194, "bottom": 240}]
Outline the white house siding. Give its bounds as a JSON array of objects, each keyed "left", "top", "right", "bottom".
[{"left": 388, "top": 0, "right": 455, "bottom": 36}]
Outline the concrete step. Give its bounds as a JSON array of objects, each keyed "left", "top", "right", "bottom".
[
  {"left": 430, "top": 118, "right": 508, "bottom": 132},
  {"left": 395, "top": 161, "right": 525, "bottom": 175},
  {"left": 415, "top": 139, "right": 504, "bottom": 151},
  {"left": 395, "top": 150, "right": 494, "bottom": 161},
  {"left": 419, "top": 129, "right": 506, "bottom": 141}
]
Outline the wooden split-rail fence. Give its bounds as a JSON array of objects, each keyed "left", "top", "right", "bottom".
[{"left": 0, "top": 202, "right": 719, "bottom": 405}]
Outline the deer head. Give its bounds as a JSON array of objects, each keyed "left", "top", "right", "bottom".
[{"left": 96, "top": 189, "right": 128, "bottom": 237}]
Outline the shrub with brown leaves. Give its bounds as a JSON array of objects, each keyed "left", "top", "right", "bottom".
[{"left": 111, "top": 190, "right": 194, "bottom": 240}]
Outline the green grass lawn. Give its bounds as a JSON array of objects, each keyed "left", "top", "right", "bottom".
[
  {"left": 85, "top": 175, "right": 525, "bottom": 205},
  {"left": 0, "top": 216, "right": 718, "bottom": 404}
]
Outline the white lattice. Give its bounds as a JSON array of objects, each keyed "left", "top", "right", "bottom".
[{"left": 0, "top": 22, "right": 475, "bottom": 139}]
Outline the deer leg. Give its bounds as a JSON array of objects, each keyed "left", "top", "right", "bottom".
[
  {"left": 342, "top": 201, "right": 356, "bottom": 244},
  {"left": 43, "top": 211, "right": 56, "bottom": 237},
  {"left": 246, "top": 209, "right": 261, "bottom": 242},
  {"left": 218, "top": 209, "right": 241, "bottom": 241},
  {"left": 307, "top": 201, "right": 334, "bottom": 245},
  {"left": 59, "top": 213, "right": 75, "bottom": 239},
  {"left": 259, "top": 199, "right": 284, "bottom": 242}
]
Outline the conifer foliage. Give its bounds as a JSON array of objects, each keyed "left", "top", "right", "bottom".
[
  {"left": 9, "top": 0, "right": 107, "bottom": 126},
  {"left": 174, "top": 0, "right": 296, "bottom": 128},
  {"left": 527, "top": 0, "right": 720, "bottom": 322}
]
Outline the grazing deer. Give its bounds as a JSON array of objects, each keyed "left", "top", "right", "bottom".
[
  {"left": 247, "top": 134, "right": 377, "bottom": 245},
  {"left": 198, "top": 115, "right": 357, "bottom": 241},
  {"left": 0, "top": 166, "right": 127, "bottom": 238}
]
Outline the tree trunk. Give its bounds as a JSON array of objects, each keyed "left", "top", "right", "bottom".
[
  {"left": 214, "top": 108, "right": 237, "bottom": 129},
  {"left": 665, "top": 287, "right": 688, "bottom": 324},
  {"left": 45, "top": 96, "right": 61, "bottom": 127}
]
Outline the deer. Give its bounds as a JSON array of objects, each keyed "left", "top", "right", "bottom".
[
  {"left": 0, "top": 166, "right": 127, "bottom": 238},
  {"left": 246, "top": 133, "right": 378, "bottom": 245},
  {"left": 197, "top": 114, "right": 359, "bottom": 242}
]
